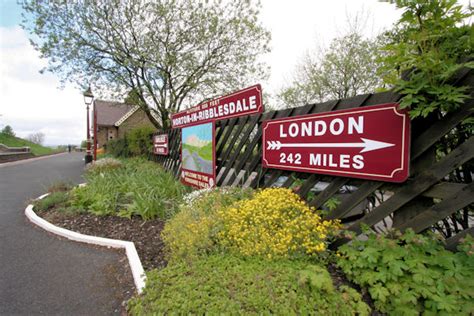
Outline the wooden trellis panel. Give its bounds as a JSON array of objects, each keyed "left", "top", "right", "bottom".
[{"left": 152, "top": 67, "right": 474, "bottom": 248}]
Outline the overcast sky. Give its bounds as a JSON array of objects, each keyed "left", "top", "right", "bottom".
[{"left": 0, "top": 1, "right": 413, "bottom": 146}]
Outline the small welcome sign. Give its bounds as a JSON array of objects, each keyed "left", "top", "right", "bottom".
[{"left": 180, "top": 122, "right": 216, "bottom": 189}]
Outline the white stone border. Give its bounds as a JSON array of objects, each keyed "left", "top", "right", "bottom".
[{"left": 25, "top": 193, "right": 146, "bottom": 294}]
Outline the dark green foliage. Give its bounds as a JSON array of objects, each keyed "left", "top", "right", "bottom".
[
  {"left": 337, "top": 229, "right": 474, "bottom": 315},
  {"left": 380, "top": 0, "right": 473, "bottom": 118},
  {"left": 126, "top": 126, "right": 155, "bottom": 156},
  {"left": 1, "top": 125, "right": 15, "bottom": 137},
  {"left": 128, "top": 255, "right": 370, "bottom": 315},
  {"left": 107, "top": 127, "right": 155, "bottom": 158},
  {"left": 107, "top": 138, "right": 129, "bottom": 158}
]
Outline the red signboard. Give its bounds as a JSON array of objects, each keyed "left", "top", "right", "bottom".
[
  {"left": 153, "top": 134, "right": 169, "bottom": 155},
  {"left": 171, "top": 84, "right": 263, "bottom": 128},
  {"left": 181, "top": 122, "right": 216, "bottom": 189},
  {"left": 262, "top": 103, "right": 410, "bottom": 183}
]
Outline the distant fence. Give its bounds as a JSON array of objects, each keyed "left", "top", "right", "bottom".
[{"left": 153, "top": 67, "right": 473, "bottom": 248}]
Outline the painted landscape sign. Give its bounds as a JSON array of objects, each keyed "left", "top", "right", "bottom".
[
  {"left": 171, "top": 84, "right": 263, "bottom": 128},
  {"left": 181, "top": 122, "right": 216, "bottom": 188},
  {"left": 262, "top": 103, "right": 410, "bottom": 182},
  {"left": 153, "top": 134, "right": 169, "bottom": 155}
]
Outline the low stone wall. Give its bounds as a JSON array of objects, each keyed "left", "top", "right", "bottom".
[
  {"left": 0, "top": 152, "right": 35, "bottom": 163},
  {"left": 0, "top": 144, "right": 30, "bottom": 153}
]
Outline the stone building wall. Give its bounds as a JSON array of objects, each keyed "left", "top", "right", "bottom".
[{"left": 117, "top": 110, "right": 156, "bottom": 139}]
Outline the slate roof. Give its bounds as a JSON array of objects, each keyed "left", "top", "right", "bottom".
[{"left": 94, "top": 100, "right": 135, "bottom": 126}]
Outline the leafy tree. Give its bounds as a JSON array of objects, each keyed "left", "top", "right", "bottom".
[
  {"left": 1, "top": 125, "right": 15, "bottom": 137},
  {"left": 278, "top": 32, "right": 384, "bottom": 108},
  {"left": 21, "top": 0, "right": 270, "bottom": 129},
  {"left": 27, "top": 132, "right": 45, "bottom": 145},
  {"left": 379, "top": 0, "right": 473, "bottom": 238},
  {"left": 379, "top": 0, "right": 473, "bottom": 118}
]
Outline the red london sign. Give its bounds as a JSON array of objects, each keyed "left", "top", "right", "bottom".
[
  {"left": 262, "top": 103, "right": 410, "bottom": 183},
  {"left": 153, "top": 134, "right": 169, "bottom": 155},
  {"left": 171, "top": 84, "right": 263, "bottom": 128}
]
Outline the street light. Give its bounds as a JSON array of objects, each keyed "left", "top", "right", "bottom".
[{"left": 83, "top": 86, "right": 94, "bottom": 164}]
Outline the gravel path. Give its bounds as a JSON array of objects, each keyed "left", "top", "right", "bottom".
[{"left": 0, "top": 153, "right": 134, "bottom": 315}]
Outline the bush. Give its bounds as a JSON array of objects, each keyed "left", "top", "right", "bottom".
[
  {"left": 336, "top": 229, "right": 474, "bottom": 315},
  {"left": 162, "top": 187, "right": 341, "bottom": 262},
  {"left": 162, "top": 187, "right": 253, "bottom": 262},
  {"left": 218, "top": 188, "right": 342, "bottom": 259},
  {"left": 128, "top": 254, "right": 370, "bottom": 315},
  {"left": 126, "top": 126, "right": 155, "bottom": 156},
  {"left": 107, "top": 138, "right": 129, "bottom": 157},
  {"left": 71, "top": 158, "right": 188, "bottom": 219}
]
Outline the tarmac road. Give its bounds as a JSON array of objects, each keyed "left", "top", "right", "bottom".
[{"left": 0, "top": 153, "right": 131, "bottom": 315}]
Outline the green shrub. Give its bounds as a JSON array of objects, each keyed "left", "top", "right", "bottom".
[
  {"left": 126, "top": 126, "right": 155, "bottom": 156},
  {"left": 162, "top": 187, "right": 253, "bottom": 262},
  {"left": 107, "top": 138, "right": 129, "bottom": 157},
  {"left": 71, "top": 158, "right": 188, "bottom": 219},
  {"left": 336, "top": 229, "right": 474, "bottom": 315},
  {"left": 128, "top": 254, "right": 370, "bottom": 315}
]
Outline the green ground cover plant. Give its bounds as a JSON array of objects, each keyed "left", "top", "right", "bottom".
[
  {"left": 71, "top": 158, "right": 188, "bottom": 219},
  {"left": 128, "top": 254, "right": 370, "bottom": 315},
  {"left": 34, "top": 191, "right": 69, "bottom": 211},
  {"left": 336, "top": 229, "right": 474, "bottom": 315},
  {"left": 33, "top": 184, "right": 83, "bottom": 215}
]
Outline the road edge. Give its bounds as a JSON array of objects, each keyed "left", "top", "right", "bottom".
[{"left": 25, "top": 193, "right": 146, "bottom": 294}]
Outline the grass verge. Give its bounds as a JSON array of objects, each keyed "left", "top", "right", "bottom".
[{"left": 0, "top": 133, "right": 55, "bottom": 156}]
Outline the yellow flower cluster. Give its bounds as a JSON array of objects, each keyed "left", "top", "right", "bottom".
[
  {"left": 162, "top": 207, "right": 218, "bottom": 261},
  {"left": 217, "top": 188, "right": 341, "bottom": 258}
]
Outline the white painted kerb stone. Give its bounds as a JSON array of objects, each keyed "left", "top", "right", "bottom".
[{"left": 25, "top": 194, "right": 146, "bottom": 294}]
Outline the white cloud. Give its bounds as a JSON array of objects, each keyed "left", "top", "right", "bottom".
[{"left": 0, "top": 25, "right": 86, "bottom": 146}]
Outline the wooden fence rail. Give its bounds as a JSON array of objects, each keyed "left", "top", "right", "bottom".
[{"left": 152, "top": 67, "right": 473, "bottom": 247}]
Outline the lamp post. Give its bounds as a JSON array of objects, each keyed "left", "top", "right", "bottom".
[{"left": 83, "top": 87, "right": 94, "bottom": 164}]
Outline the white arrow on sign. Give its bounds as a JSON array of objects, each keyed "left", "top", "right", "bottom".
[
  {"left": 266, "top": 138, "right": 395, "bottom": 153},
  {"left": 154, "top": 143, "right": 168, "bottom": 148}
]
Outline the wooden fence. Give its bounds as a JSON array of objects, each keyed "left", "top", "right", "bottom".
[{"left": 153, "top": 67, "right": 473, "bottom": 248}]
